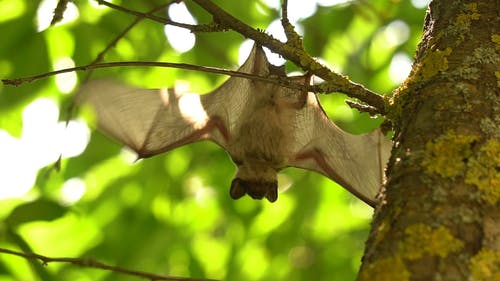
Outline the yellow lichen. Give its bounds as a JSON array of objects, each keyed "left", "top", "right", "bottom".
[
  {"left": 469, "top": 248, "right": 500, "bottom": 281},
  {"left": 495, "top": 71, "right": 500, "bottom": 87},
  {"left": 465, "top": 139, "right": 500, "bottom": 204},
  {"left": 455, "top": 3, "right": 480, "bottom": 28},
  {"left": 466, "top": 3, "right": 480, "bottom": 18},
  {"left": 358, "top": 257, "right": 410, "bottom": 281},
  {"left": 400, "top": 224, "right": 464, "bottom": 260},
  {"left": 388, "top": 82, "right": 416, "bottom": 126},
  {"left": 492, "top": 34, "right": 500, "bottom": 51},
  {"left": 423, "top": 130, "right": 479, "bottom": 178},
  {"left": 419, "top": 47, "right": 453, "bottom": 80}
]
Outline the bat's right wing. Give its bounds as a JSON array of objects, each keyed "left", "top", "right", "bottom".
[{"left": 288, "top": 93, "right": 392, "bottom": 206}]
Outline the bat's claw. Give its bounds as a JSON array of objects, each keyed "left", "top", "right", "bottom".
[{"left": 229, "top": 178, "right": 278, "bottom": 202}]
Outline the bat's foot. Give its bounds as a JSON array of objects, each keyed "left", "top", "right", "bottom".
[{"left": 229, "top": 178, "right": 278, "bottom": 202}]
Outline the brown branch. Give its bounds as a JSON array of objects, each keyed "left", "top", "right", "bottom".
[
  {"left": 1, "top": 61, "right": 308, "bottom": 92},
  {"left": 96, "top": 0, "right": 226, "bottom": 33},
  {"left": 65, "top": 2, "right": 179, "bottom": 125},
  {"left": 191, "top": 0, "right": 386, "bottom": 114},
  {"left": 345, "top": 100, "right": 380, "bottom": 116},
  {"left": 83, "top": 2, "right": 176, "bottom": 84},
  {"left": 90, "top": 2, "right": 174, "bottom": 66},
  {"left": 8, "top": 0, "right": 386, "bottom": 114},
  {"left": 0, "top": 247, "right": 218, "bottom": 281},
  {"left": 280, "top": 0, "right": 302, "bottom": 48},
  {"left": 51, "top": 0, "right": 69, "bottom": 25}
]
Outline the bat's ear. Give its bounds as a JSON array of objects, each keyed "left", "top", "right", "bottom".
[
  {"left": 265, "top": 184, "right": 278, "bottom": 202},
  {"left": 245, "top": 181, "right": 278, "bottom": 202},
  {"left": 229, "top": 178, "right": 278, "bottom": 203},
  {"left": 240, "top": 44, "right": 272, "bottom": 76},
  {"left": 230, "top": 178, "right": 246, "bottom": 200}
]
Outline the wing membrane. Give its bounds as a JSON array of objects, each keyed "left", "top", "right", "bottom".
[
  {"left": 288, "top": 93, "right": 392, "bottom": 206},
  {"left": 76, "top": 80, "right": 217, "bottom": 158}
]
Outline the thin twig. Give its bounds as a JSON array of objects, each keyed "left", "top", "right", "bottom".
[
  {"left": 96, "top": 0, "right": 226, "bottom": 32},
  {"left": 51, "top": 0, "right": 69, "bottom": 25},
  {"left": 280, "top": 0, "right": 302, "bottom": 48},
  {"left": 65, "top": 2, "right": 178, "bottom": 131},
  {"left": 345, "top": 100, "right": 381, "bottom": 116},
  {"left": 97, "top": 0, "right": 190, "bottom": 28},
  {"left": 2, "top": 60, "right": 380, "bottom": 114},
  {"left": 90, "top": 2, "right": 174, "bottom": 67},
  {"left": 0, "top": 247, "right": 218, "bottom": 281},
  {"left": 1, "top": 61, "right": 309, "bottom": 91},
  {"left": 7, "top": 1, "right": 386, "bottom": 114}
]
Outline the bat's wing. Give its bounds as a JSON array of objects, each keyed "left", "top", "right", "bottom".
[
  {"left": 75, "top": 44, "right": 272, "bottom": 158},
  {"left": 75, "top": 80, "right": 226, "bottom": 158},
  {"left": 287, "top": 93, "right": 392, "bottom": 206}
]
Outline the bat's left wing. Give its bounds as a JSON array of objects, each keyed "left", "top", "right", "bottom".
[
  {"left": 287, "top": 93, "right": 392, "bottom": 206},
  {"left": 75, "top": 80, "right": 229, "bottom": 158}
]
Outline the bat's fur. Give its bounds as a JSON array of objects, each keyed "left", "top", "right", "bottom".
[{"left": 227, "top": 65, "right": 309, "bottom": 202}]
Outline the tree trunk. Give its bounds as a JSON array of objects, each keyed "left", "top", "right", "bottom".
[{"left": 358, "top": 0, "right": 499, "bottom": 280}]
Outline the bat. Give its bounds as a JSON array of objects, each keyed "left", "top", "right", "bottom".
[{"left": 76, "top": 44, "right": 392, "bottom": 206}]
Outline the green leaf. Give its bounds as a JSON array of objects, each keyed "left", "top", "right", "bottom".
[{"left": 5, "top": 199, "right": 67, "bottom": 228}]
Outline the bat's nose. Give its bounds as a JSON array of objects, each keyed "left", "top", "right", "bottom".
[{"left": 229, "top": 178, "right": 278, "bottom": 202}]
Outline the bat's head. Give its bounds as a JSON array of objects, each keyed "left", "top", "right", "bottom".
[{"left": 229, "top": 164, "right": 278, "bottom": 202}]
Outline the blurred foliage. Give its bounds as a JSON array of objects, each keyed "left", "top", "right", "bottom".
[{"left": 0, "top": 0, "right": 427, "bottom": 280}]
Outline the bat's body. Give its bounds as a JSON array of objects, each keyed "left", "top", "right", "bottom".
[
  {"left": 77, "top": 45, "right": 391, "bottom": 206},
  {"left": 224, "top": 72, "right": 307, "bottom": 202}
]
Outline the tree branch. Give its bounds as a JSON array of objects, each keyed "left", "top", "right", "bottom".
[
  {"left": 280, "top": 0, "right": 303, "bottom": 49},
  {"left": 0, "top": 247, "right": 218, "bottom": 281},
  {"left": 345, "top": 100, "right": 381, "bottom": 116},
  {"left": 82, "top": 1, "right": 177, "bottom": 85},
  {"left": 5, "top": 1, "right": 387, "bottom": 115},
  {"left": 90, "top": 2, "right": 174, "bottom": 67},
  {"left": 96, "top": 0, "right": 227, "bottom": 33},
  {"left": 50, "top": 0, "right": 69, "bottom": 25},
  {"left": 191, "top": 0, "right": 387, "bottom": 114}
]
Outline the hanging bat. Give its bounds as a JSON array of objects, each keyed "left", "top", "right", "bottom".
[{"left": 76, "top": 44, "right": 392, "bottom": 206}]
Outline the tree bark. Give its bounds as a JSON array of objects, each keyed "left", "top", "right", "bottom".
[{"left": 358, "top": 0, "right": 499, "bottom": 280}]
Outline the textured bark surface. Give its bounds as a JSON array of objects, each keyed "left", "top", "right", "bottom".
[{"left": 358, "top": 0, "right": 499, "bottom": 280}]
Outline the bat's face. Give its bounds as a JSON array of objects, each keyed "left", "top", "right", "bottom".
[{"left": 229, "top": 163, "right": 278, "bottom": 202}]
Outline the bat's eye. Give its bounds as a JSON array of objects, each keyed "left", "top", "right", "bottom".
[{"left": 229, "top": 178, "right": 246, "bottom": 199}]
